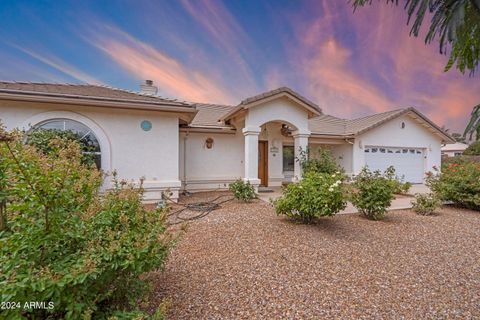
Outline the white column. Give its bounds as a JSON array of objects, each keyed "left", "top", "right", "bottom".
[
  {"left": 242, "top": 126, "right": 261, "bottom": 186},
  {"left": 292, "top": 130, "right": 311, "bottom": 181}
]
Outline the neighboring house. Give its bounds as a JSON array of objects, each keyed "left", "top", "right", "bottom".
[
  {"left": 0, "top": 81, "right": 454, "bottom": 201},
  {"left": 441, "top": 142, "right": 469, "bottom": 157}
]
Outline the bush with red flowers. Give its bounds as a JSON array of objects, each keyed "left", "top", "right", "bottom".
[{"left": 427, "top": 158, "right": 480, "bottom": 211}]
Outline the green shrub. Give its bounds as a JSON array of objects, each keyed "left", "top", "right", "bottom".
[
  {"left": 297, "top": 147, "right": 341, "bottom": 175},
  {"left": 0, "top": 128, "right": 173, "bottom": 319},
  {"left": 464, "top": 140, "right": 480, "bottom": 155},
  {"left": 427, "top": 160, "right": 480, "bottom": 210},
  {"left": 351, "top": 167, "right": 396, "bottom": 220},
  {"left": 273, "top": 171, "right": 347, "bottom": 223},
  {"left": 411, "top": 193, "right": 442, "bottom": 215},
  {"left": 27, "top": 128, "right": 99, "bottom": 168},
  {"left": 384, "top": 166, "right": 412, "bottom": 194},
  {"left": 229, "top": 179, "right": 256, "bottom": 202}
]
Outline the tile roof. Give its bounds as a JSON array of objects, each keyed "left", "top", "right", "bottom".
[
  {"left": 190, "top": 103, "right": 235, "bottom": 127},
  {"left": 345, "top": 109, "right": 407, "bottom": 134},
  {"left": 0, "top": 81, "right": 194, "bottom": 108},
  {"left": 0, "top": 82, "right": 453, "bottom": 142},
  {"left": 307, "top": 108, "right": 417, "bottom": 136},
  {"left": 307, "top": 107, "right": 453, "bottom": 142},
  {"left": 308, "top": 114, "right": 347, "bottom": 136}
]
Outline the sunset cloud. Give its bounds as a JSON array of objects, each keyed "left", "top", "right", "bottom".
[
  {"left": 93, "top": 29, "right": 235, "bottom": 104},
  {"left": 1, "top": 0, "right": 478, "bottom": 131},
  {"left": 9, "top": 44, "right": 103, "bottom": 84}
]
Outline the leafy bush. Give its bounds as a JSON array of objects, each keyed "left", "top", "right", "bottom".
[
  {"left": 350, "top": 167, "right": 396, "bottom": 220},
  {"left": 229, "top": 179, "right": 256, "bottom": 202},
  {"left": 273, "top": 171, "right": 347, "bottom": 223},
  {"left": 27, "top": 128, "right": 100, "bottom": 168},
  {"left": 384, "top": 166, "right": 412, "bottom": 194},
  {"left": 463, "top": 140, "right": 480, "bottom": 155},
  {"left": 297, "top": 147, "right": 341, "bottom": 175},
  {"left": 427, "top": 159, "right": 480, "bottom": 210},
  {"left": 411, "top": 193, "right": 442, "bottom": 215},
  {"left": 0, "top": 128, "right": 173, "bottom": 319}
]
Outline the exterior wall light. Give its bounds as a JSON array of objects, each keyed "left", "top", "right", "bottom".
[{"left": 205, "top": 137, "right": 214, "bottom": 149}]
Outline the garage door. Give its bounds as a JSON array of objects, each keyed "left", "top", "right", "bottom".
[{"left": 364, "top": 147, "right": 425, "bottom": 183}]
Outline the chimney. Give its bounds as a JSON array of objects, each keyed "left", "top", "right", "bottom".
[{"left": 140, "top": 79, "right": 158, "bottom": 95}]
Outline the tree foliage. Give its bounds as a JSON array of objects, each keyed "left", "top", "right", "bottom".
[
  {"left": 0, "top": 127, "right": 173, "bottom": 319},
  {"left": 464, "top": 139, "right": 480, "bottom": 154},
  {"left": 463, "top": 104, "right": 480, "bottom": 141},
  {"left": 352, "top": 0, "right": 480, "bottom": 74}
]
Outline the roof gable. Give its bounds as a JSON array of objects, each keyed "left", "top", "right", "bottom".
[
  {"left": 221, "top": 87, "right": 322, "bottom": 121},
  {"left": 307, "top": 107, "right": 455, "bottom": 143}
]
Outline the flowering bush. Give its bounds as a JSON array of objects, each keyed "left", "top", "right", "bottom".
[
  {"left": 384, "top": 166, "right": 412, "bottom": 194},
  {"left": 297, "top": 147, "right": 342, "bottom": 174},
  {"left": 411, "top": 193, "right": 442, "bottom": 215},
  {"left": 272, "top": 171, "right": 347, "bottom": 223},
  {"left": 229, "top": 179, "right": 256, "bottom": 202},
  {"left": 0, "top": 128, "right": 173, "bottom": 319},
  {"left": 427, "top": 159, "right": 480, "bottom": 210},
  {"left": 350, "top": 167, "right": 396, "bottom": 220}
]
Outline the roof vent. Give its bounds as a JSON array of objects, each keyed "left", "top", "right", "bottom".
[{"left": 140, "top": 80, "right": 158, "bottom": 95}]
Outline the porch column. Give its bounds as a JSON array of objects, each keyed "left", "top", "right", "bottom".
[
  {"left": 242, "top": 126, "right": 261, "bottom": 186},
  {"left": 292, "top": 130, "right": 311, "bottom": 181}
]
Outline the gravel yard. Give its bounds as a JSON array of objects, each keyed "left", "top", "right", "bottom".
[{"left": 146, "top": 192, "right": 480, "bottom": 319}]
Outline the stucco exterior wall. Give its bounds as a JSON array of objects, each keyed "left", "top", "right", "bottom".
[
  {"left": 353, "top": 114, "right": 443, "bottom": 178},
  {"left": 179, "top": 130, "right": 244, "bottom": 191},
  {"left": 0, "top": 100, "right": 181, "bottom": 201}
]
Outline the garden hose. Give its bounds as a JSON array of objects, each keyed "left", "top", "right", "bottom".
[{"left": 163, "top": 193, "right": 234, "bottom": 225}]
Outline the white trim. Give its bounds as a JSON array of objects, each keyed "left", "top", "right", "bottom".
[{"left": 20, "top": 110, "right": 112, "bottom": 173}]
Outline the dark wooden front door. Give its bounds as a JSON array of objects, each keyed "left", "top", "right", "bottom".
[{"left": 258, "top": 141, "right": 268, "bottom": 186}]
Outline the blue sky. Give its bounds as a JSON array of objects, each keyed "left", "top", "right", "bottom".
[{"left": 0, "top": 0, "right": 479, "bottom": 132}]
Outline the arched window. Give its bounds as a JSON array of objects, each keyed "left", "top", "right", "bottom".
[{"left": 33, "top": 119, "right": 101, "bottom": 168}]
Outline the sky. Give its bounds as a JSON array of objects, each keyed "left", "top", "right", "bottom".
[{"left": 0, "top": 0, "right": 479, "bottom": 132}]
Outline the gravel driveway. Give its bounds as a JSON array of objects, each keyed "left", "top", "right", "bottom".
[{"left": 146, "top": 192, "right": 480, "bottom": 319}]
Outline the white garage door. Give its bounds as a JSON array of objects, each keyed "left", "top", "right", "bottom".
[{"left": 364, "top": 147, "right": 425, "bottom": 183}]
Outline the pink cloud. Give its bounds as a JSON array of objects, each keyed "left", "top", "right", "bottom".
[
  {"left": 93, "top": 30, "right": 236, "bottom": 104},
  {"left": 283, "top": 0, "right": 479, "bottom": 131}
]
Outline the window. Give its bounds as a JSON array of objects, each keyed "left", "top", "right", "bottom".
[
  {"left": 283, "top": 145, "right": 295, "bottom": 172},
  {"left": 33, "top": 119, "right": 101, "bottom": 168}
]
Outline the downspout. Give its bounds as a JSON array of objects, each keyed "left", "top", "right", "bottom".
[{"left": 182, "top": 130, "right": 189, "bottom": 194}]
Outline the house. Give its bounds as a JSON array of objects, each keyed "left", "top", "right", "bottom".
[
  {"left": 0, "top": 81, "right": 454, "bottom": 202},
  {"left": 441, "top": 142, "right": 469, "bottom": 157}
]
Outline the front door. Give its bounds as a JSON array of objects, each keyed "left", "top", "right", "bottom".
[{"left": 258, "top": 141, "right": 268, "bottom": 186}]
